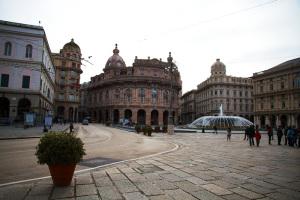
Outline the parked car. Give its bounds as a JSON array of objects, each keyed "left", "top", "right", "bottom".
[{"left": 82, "top": 119, "right": 89, "bottom": 125}]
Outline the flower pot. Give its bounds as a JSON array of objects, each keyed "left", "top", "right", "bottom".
[{"left": 48, "top": 164, "right": 76, "bottom": 186}]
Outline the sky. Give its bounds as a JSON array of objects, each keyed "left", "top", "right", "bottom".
[{"left": 0, "top": 0, "right": 300, "bottom": 93}]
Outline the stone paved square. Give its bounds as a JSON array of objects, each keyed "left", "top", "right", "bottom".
[{"left": 1, "top": 132, "right": 299, "bottom": 200}]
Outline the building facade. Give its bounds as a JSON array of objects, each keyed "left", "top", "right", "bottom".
[
  {"left": 181, "top": 59, "right": 254, "bottom": 124},
  {"left": 52, "top": 39, "right": 82, "bottom": 122},
  {"left": 253, "top": 58, "right": 300, "bottom": 129},
  {"left": 180, "top": 89, "right": 196, "bottom": 124},
  {"left": 0, "top": 20, "right": 55, "bottom": 124},
  {"left": 81, "top": 44, "right": 182, "bottom": 126}
]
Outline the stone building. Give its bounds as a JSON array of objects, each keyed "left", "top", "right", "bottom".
[
  {"left": 181, "top": 59, "right": 254, "bottom": 124},
  {"left": 0, "top": 20, "right": 55, "bottom": 124},
  {"left": 253, "top": 58, "right": 300, "bottom": 128},
  {"left": 82, "top": 44, "right": 182, "bottom": 126},
  {"left": 52, "top": 39, "right": 82, "bottom": 122},
  {"left": 180, "top": 89, "right": 196, "bottom": 124}
]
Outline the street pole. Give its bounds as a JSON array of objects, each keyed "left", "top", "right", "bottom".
[{"left": 167, "top": 52, "right": 174, "bottom": 135}]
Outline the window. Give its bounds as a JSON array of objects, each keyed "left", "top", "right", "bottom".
[
  {"left": 4, "top": 42, "right": 12, "bottom": 56},
  {"left": 72, "top": 63, "right": 76, "bottom": 68},
  {"left": 260, "top": 85, "right": 263, "bottom": 92},
  {"left": 47, "top": 88, "right": 50, "bottom": 98},
  {"left": 140, "top": 88, "right": 145, "bottom": 103},
  {"left": 114, "top": 89, "right": 120, "bottom": 100},
  {"left": 270, "top": 84, "right": 273, "bottom": 91},
  {"left": 239, "top": 91, "right": 242, "bottom": 97},
  {"left": 281, "top": 82, "right": 284, "bottom": 89},
  {"left": 40, "top": 79, "right": 42, "bottom": 90},
  {"left": 25, "top": 44, "right": 32, "bottom": 58},
  {"left": 164, "top": 90, "right": 169, "bottom": 103},
  {"left": 293, "top": 74, "right": 300, "bottom": 88},
  {"left": 22, "top": 76, "right": 30, "bottom": 88},
  {"left": 152, "top": 87, "right": 157, "bottom": 100},
  {"left": 1, "top": 74, "right": 9, "bottom": 87}
]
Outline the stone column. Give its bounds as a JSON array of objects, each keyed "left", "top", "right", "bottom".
[
  {"left": 132, "top": 108, "right": 137, "bottom": 124},
  {"left": 265, "top": 115, "right": 270, "bottom": 126},
  {"left": 158, "top": 109, "right": 164, "bottom": 127},
  {"left": 276, "top": 115, "right": 280, "bottom": 128},
  {"left": 119, "top": 109, "right": 124, "bottom": 121},
  {"left": 146, "top": 108, "right": 151, "bottom": 126}
]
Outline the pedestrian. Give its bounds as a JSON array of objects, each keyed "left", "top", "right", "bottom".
[
  {"left": 248, "top": 125, "right": 255, "bottom": 146},
  {"left": 70, "top": 122, "right": 74, "bottom": 133},
  {"left": 244, "top": 127, "right": 249, "bottom": 141},
  {"left": 277, "top": 126, "right": 283, "bottom": 145},
  {"left": 292, "top": 126, "right": 298, "bottom": 147},
  {"left": 227, "top": 126, "right": 231, "bottom": 141},
  {"left": 213, "top": 125, "right": 218, "bottom": 134},
  {"left": 284, "top": 126, "right": 288, "bottom": 145},
  {"left": 287, "top": 126, "right": 294, "bottom": 147},
  {"left": 297, "top": 127, "right": 300, "bottom": 148},
  {"left": 255, "top": 125, "right": 261, "bottom": 147},
  {"left": 267, "top": 125, "right": 273, "bottom": 145}
]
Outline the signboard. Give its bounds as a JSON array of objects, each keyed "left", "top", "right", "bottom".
[
  {"left": 45, "top": 115, "right": 53, "bottom": 127},
  {"left": 24, "top": 112, "right": 35, "bottom": 126}
]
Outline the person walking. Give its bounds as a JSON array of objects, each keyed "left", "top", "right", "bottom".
[
  {"left": 297, "top": 127, "right": 300, "bottom": 148},
  {"left": 287, "top": 126, "right": 294, "bottom": 147},
  {"left": 255, "top": 125, "right": 261, "bottom": 147},
  {"left": 277, "top": 126, "right": 283, "bottom": 145},
  {"left": 284, "top": 126, "right": 288, "bottom": 145},
  {"left": 267, "top": 125, "right": 273, "bottom": 145},
  {"left": 69, "top": 122, "right": 74, "bottom": 133},
  {"left": 213, "top": 125, "right": 218, "bottom": 134},
  {"left": 248, "top": 125, "right": 255, "bottom": 146},
  {"left": 244, "top": 127, "right": 249, "bottom": 141},
  {"left": 227, "top": 126, "right": 231, "bottom": 141}
]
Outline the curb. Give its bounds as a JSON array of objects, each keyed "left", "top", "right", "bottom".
[{"left": 0, "top": 126, "right": 70, "bottom": 140}]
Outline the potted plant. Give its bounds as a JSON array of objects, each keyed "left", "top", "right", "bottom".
[
  {"left": 35, "top": 131, "right": 86, "bottom": 186},
  {"left": 135, "top": 124, "right": 141, "bottom": 133},
  {"left": 143, "top": 125, "right": 153, "bottom": 136}
]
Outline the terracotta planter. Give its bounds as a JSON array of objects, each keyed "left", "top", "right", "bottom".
[{"left": 48, "top": 164, "right": 76, "bottom": 186}]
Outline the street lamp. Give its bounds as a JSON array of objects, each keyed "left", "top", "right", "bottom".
[{"left": 167, "top": 52, "right": 174, "bottom": 135}]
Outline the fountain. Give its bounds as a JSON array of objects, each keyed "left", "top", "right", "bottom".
[{"left": 189, "top": 105, "right": 253, "bottom": 129}]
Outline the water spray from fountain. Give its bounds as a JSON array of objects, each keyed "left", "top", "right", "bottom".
[{"left": 189, "top": 104, "right": 253, "bottom": 129}]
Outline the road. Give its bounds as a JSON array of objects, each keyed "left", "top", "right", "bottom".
[{"left": 0, "top": 124, "right": 175, "bottom": 185}]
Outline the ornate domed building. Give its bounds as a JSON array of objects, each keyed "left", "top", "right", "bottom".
[
  {"left": 52, "top": 39, "right": 82, "bottom": 122},
  {"left": 80, "top": 44, "right": 182, "bottom": 126},
  {"left": 181, "top": 59, "right": 254, "bottom": 124}
]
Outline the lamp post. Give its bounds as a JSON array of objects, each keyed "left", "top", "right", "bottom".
[{"left": 167, "top": 52, "right": 174, "bottom": 135}]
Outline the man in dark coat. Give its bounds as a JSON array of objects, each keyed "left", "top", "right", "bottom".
[{"left": 277, "top": 126, "right": 283, "bottom": 145}]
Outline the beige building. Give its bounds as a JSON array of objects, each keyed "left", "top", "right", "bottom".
[
  {"left": 81, "top": 44, "right": 182, "bottom": 126},
  {"left": 253, "top": 58, "right": 300, "bottom": 129},
  {"left": 52, "top": 39, "right": 82, "bottom": 122},
  {"left": 0, "top": 20, "right": 55, "bottom": 124},
  {"left": 180, "top": 90, "right": 196, "bottom": 124},
  {"left": 181, "top": 59, "right": 254, "bottom": 125}
]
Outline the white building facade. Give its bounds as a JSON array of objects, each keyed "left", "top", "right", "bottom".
[{"left": 0, "top": 20, "right": 55, "bottom": 124}]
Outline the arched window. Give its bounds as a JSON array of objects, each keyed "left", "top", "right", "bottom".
[
  {"left": 4, "top": 42, "right": 12, "bottom": 56},
  {"left": 25, "top": 44, "right": 32, "bottom": 58}
]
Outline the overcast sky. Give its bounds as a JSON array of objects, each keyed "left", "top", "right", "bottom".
[{"left": 1, "top": 0, "right": 299, "bottom": 93}]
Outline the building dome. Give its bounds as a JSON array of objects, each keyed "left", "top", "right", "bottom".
[
  {"left": 105, "top": 44, "right": 126, "bottom": 68},
  {"left": 211, "top": 58, "right": 226, "bottom": 76},
  {"left": 63, "top": 38, "right": 81, "bottom": 52}
]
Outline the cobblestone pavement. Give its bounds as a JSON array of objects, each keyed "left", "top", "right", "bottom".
[{"left": 0, "top": 131, "right": 299, "bottom": 200}]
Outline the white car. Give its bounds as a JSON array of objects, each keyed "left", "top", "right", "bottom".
[{"left": 82, "top": 119, "right": 89, "bottom": 125}]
